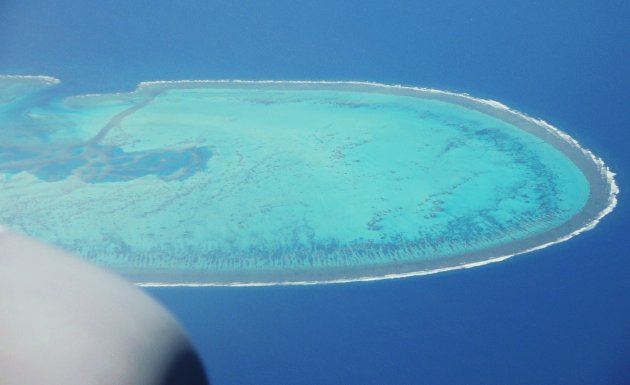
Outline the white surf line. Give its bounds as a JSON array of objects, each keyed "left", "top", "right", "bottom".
[
  {"left": 1, "top": 75, "right": 618, "bottom": 287},
  {"left": 136, "top": 79, "right": 619, "bottom": 195},
  {"left": 0, "top": 74, "right": 60, "bottom": 84},
  {"left": 133, "top": 80, "right": 619, "bottom": 287}
]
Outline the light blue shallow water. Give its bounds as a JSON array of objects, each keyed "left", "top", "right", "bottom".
[
  {"left": 0, "top": 76, "right": 606, "bottom": 284},
  {"left": 1, "top": 1, "right": 628, "bottom": 383}
]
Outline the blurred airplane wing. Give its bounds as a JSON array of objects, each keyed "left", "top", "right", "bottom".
[{"left": 0, "top": 227, "right": 209, "bottom": 385}]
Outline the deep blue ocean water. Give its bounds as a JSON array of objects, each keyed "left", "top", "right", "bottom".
[{"left": 1, "top": 1, "right": 629, "bottom": 384}]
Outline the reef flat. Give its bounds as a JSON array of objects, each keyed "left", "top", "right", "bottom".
[{"left": 0, "top": 76, "right": 618, "bottom": 285}]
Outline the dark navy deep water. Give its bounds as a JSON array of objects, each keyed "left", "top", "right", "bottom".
[{"left": 2, "top": 1, "right": 629, "bottom": 384}]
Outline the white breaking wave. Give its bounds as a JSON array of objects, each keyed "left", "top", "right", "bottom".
[
  {"left": 0, "top": 74, "right": 60, "bottom": 85},
  {"left": 132, "top": 80, "right": 619, "bottom": 287},
  {"left": 0, "top": 75, "right": 619, "bottom": 287}
]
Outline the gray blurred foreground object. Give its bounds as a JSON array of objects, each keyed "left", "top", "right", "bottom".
[{"left": 0, "top": 228, "right": 208, "bottom": 385}]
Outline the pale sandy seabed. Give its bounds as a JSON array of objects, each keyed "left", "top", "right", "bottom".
[{"left": 0, "top": 76, "right": 618, "bottom": 286}]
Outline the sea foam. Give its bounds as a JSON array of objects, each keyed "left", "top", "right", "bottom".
[
  {"left": 0, "top": 76, "right": 618, "bottom": 286},
  {"left": 127, "top": 80, "right": 618, "bottom": 287}
]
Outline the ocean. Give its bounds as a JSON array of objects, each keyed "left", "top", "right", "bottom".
[{"left": 1, "top": 0, "right": 629, "bottom": 384}]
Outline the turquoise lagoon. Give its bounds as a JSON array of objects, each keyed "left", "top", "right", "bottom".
[{"left": 0, "top": 76, "right": 617, "bottom": 285}]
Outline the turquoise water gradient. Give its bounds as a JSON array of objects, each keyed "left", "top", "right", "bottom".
[{"left": 0, "top": 77, "right": 592, "bottom": 283}]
